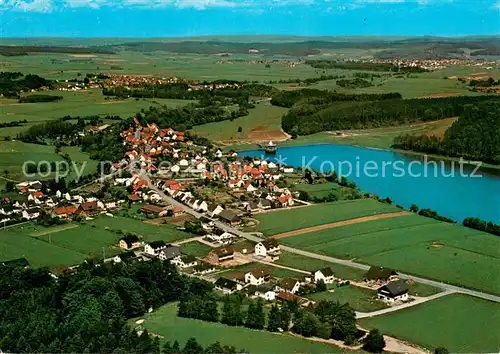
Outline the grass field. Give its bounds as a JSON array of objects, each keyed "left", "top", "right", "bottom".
[
  {"left": 0, "top": 215, "right": 193, "bottom": 268},
  {"left": 0, "top": 89, "right": 192, "bottom": 136},
  {"left": 359, "top": 294, "right": 500, "bottom": 353},
  {"left": 275, "top": 252, "right": 366, "bottom": 281},
  {"left": 280, "top": 214, "right": 500, "bottom": 295},
  {"left": 138, "top": 302, "right": 355, "bottom": 353},
  {"left": 180, "top": 241, "right": 212, "bottom": 257},
  {"left": 307, "top": 285, "right": 387, "bottom": 312},
  {"left": 256, "top": 199, "right": 400, "bottom": 236},
  {"left": 293, "top": 181, "right": 342, "bottom": 199},
  {"left": 192, "top": 102, "right": 288, "bottom": 143},
  {"left": 219, "top": 260, "right": 307, "bottom": 281}
]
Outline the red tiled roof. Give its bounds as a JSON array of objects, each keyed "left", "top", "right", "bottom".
[{"left": 55, "top": 205, "right": 77, "bottom": 216}]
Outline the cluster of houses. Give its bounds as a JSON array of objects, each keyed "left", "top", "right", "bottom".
[
  {"left": 0, "top": 181, "right": 127, "bottom": 225},
  {"left": 213, "top": 263, "right": 410, "bottom": 306}
]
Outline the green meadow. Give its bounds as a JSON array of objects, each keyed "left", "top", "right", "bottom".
[
  {"left": 359, "top": 294, "right": 500, "bottom": 353},
  {"left": 255, "top": 199, "right": 400, "bottom": 236},
  {"left": 138, "top": 302, "right": 355, "bottom": 353},
  {"left": 307, "top": 285, "right": 387, "bottom": 313},
  {"left": 0, "top": 215, "right": 193, "bottom": 268},
  {"left": 280, "top": 214, "right": 500, "bottom": 295}
]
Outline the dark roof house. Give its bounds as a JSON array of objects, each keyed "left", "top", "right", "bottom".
[
  {"left": 218, "top": 210, "right": 241, "bottom": 224},
  {"left": 214, "top": 277, "right": 239, "bottom": 292},
  {"left": 366, "top": 266, "right": 398, "bottom": 281},
  {"left": 378, "top": 279, "right": 409, "bottom": 298}
]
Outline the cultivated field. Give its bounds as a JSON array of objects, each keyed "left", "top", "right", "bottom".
[
  {"left": 138, "top": 302, "right": 352, "bottom": 353},
  {"left": 256, "top": 199, "right": 400, "bottom": 236},
  {"left": 307, "top": 285, "right": 387, "bottom": 313},
  {"left": 359, "top": 294, "right": 500, "bottom": 353},
  {"left": 293, "top": 181, "right": 342, "bottom": 199},
  {"left": 280, "top": 214, "right": 500, "bottom": 295},
  {"left": 0, "top": 215, "right": 193, "bottom": 268}
]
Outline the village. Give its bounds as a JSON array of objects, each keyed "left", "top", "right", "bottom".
[{"left": 1, "top": 116, "right": 416, "bottom": 319}]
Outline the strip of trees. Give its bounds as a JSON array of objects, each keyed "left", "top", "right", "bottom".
[
  {"left": 18, "top": 94, "right": 62, "bottom": 103},
  {"left": 0, "top": 72, "right": 51, "bottom": 97},
  {"left": 177, "top": 293, "right": 365, "bottom": 346}
]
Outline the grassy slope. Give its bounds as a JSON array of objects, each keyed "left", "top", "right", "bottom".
[
  {"left": 359, "top": 294, "right": 500, "bottom": 353},
  {"left": 256, "top": 199, "right": 400, "bottom": 236},
  {"left": 139, "top": 302, "right": 356, "bottom": 353},
  {"left": 192, "top": 102, "right": 288, "bottom": 142},
  {"left": 281, "top": 214, "right": 500, "bottom": 295}
]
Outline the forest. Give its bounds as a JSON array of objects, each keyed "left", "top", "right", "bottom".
[
  {"left": 0, "top": 72, "right": 51, "bottom": 97},
  {"left": 280, "top": 94, "right": 500, "bottom": 135},
  {"left": 393, "top": 102, "right": 500, "bottom": 164},
  {"left": 0, "top": 259, "right": 215, "bottom": 353},
  {"left": 271, "top": 88, "right": 401, "bottom": 108}
]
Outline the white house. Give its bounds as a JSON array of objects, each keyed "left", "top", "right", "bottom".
[
  {"left": 197, "top": 200, "right": 209, "bottom": 212},
  {"left": 312, "top": 267, "right": 335, "bottom": 284},
  {"left": 179, "top": 159, "right": 189, "bottom": 167},
  {"left": 170, "top": 164, "right": 181, "bottom": 173},
  {"left": 244, "top": 269, "right": 271, "bottom": 285},
  {"left": 255, "top": 286, "right": 276, "bottom": 301},
  {"left": 207, "top": 204, "right": 224, "bottom": 217},
  {"left": 377, "top": 280, "right": 409, "bottom": 303},
  {"left": 255, "top": 238, "right": 280, "bottom": 260},
  {"left": 282, "top": 166, "right": 294, "bottom": 173},
  {"left": 171, "top": 255, "right": 197, "bottom": 269}
]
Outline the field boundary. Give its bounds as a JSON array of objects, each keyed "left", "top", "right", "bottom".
[{"left": 273, "top": 211, "right": 410, "bottom": 239}]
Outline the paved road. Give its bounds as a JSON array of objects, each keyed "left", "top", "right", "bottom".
[
  {"left": 139, "top": 170, "right": 500, "bottom": 304},
  {"left": 356, "top": 290, "right": 455, "bottom": 319}
]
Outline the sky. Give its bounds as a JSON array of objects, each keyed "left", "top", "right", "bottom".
[{"left": 1, "top": 0, "right": 499, "bottom": 37}]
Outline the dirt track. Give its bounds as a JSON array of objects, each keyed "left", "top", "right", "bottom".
[{"left": 273, "top": 211, "right": 410, "bottom": 239}]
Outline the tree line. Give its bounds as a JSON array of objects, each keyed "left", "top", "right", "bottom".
[
  {"left": 0, "top": 259, "right": 215, "bottom": 353},
  {"left": 393, "top": 102, "right": 500, "bottom": 164},
  {"left": 176, "top": 292, "right": 372, "bottom": 347},
  {"left": 0, "top": 119, "right": 28, "bottom": 128},
  {"left": 281, "top": 95, "right": 500, "bottom": 135},
  {"left": 19, "top": 94, "right": 63, "bottom": 103},
  {"left": 463, "top": 217, "right": 500, "bottom": 237}
]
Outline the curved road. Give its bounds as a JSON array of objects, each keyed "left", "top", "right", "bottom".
[{"left": 138, "top": 170, "right": 500, "bottom": 304}]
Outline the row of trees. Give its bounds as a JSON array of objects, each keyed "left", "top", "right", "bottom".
[
  {"left": 282, "top": 95, "right": 500, "bottom": 135},
  {"left": 177, "top": 293, "right": 364, "bottom": 347},
  {"left": 0, "top": 259, "right": 214, "bottom": 353},
  {"left": 162, "top": 338, "right": 246, "bottom": 354},
  {"left": 0, "top": 119, "right": 27, "bottom": 128},
  {"left": 463, "top": 217, "right": 500, "bottom": 237},
  {"left": 19, "top": 94, "right": 62, "bottom": 103},
  {"left": 393, "top": 102, "right": 500, "bottom": 164},
  {"left": 336, "top": 78, "right": 373, "bottom": 88}
]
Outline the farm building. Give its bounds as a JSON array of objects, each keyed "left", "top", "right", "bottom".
[
  {"left": 255, "top": 238, "right": 280, "bottom": 260},
  {"left": 207, "top": 246, "right": 234, "bottom": 263},
  {"left": 140, "top": 204, "right": 169, "bottom": 217},
  {"left": 75, "top": 201, "right": 102, "bottom": 217},
  {"left": 275, "top": 278, "right": 301, "bottom": 294},
  {"left": 214, "top": 277, "right": 241, "bottom": 294},
  {"left": 377, "top": 279, "right": 409, "bottom": 303},
  {"left": 119, "top": 235, "right": 141, "bottom": 250},
  {"left": 312, "top": 267, "right": 335, "bottom": 284},
  {"left": 366, "top": 266, "right": 398, "bottom": 282},
  {"left": 218, "top": 210, "right": 241, "bottom": 225},
  {"left": 245, "top": 269, "right": 271, "bottom": 286}
]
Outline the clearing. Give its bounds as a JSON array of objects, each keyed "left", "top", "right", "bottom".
[{"left": 359, "top": 294, "right": 500, "bottom": 353}]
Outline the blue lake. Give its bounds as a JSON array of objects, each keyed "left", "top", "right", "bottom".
[{"left": 240, "top": 144, "right": 500, "bottom": 223}]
